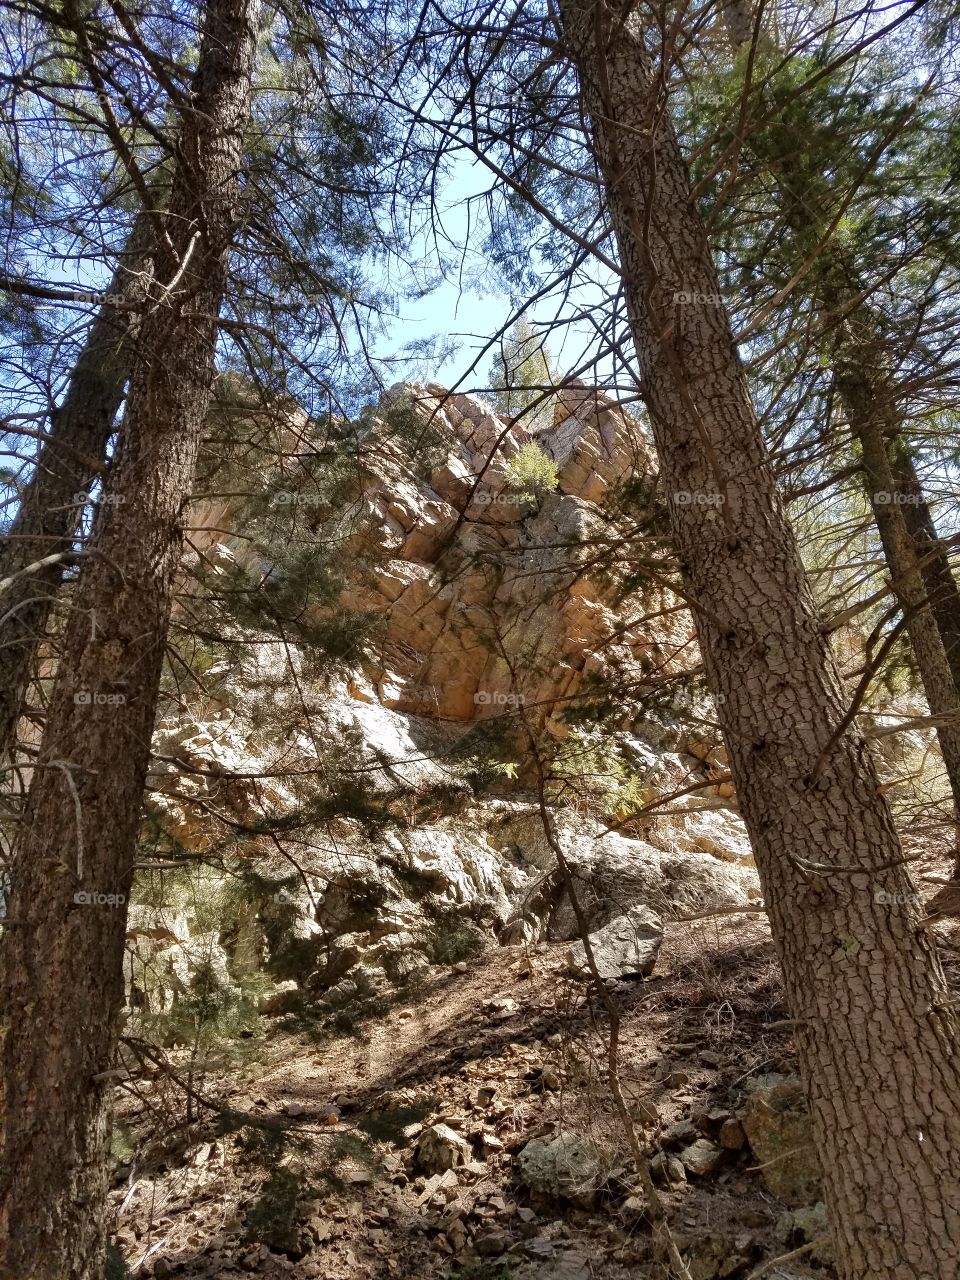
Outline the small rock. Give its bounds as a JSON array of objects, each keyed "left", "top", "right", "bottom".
[
  {"left": 486, "top": 997, "right": 518, "bottom": 1015},
  {"left": 741, "top": 1208, "right": 772, "bottom": 1228},
  {"left": 775, "top": 1202, "right": 833, "bottom": 1264},
  {"left": 628, "top": 1095, "right": 660, "bottom": 1128},
  {"left": 665, "top": 1070, "right": 690, "bottom": 1089},
  {"left": 719, "top": 1118, "right": 746, "bottom": 1150},
  {"left": 680, "top": 1139, "right": 722, "bottom": 1177},
  {"left": 447, "top": 1219, "right": 468, "bottom": 1251},
  {"left": 650, "top": 1153, "right": 686, "bottom": 1186},
  {"left": 415, "top": 1123, "right": 472, "bottom": 1173},
  {"left": 664, "top": 1118, "right": 697, "bottom": 1146},
  {"left": 741, "top": 1076, "right": 821, "bottom": 1206},
  {"left": 453, "top": 961, "right": 468, "bottom": 974},
  {"left": 476, "top": 1228, "right": 512, "bottom": 1256},
  {"left": 682, "top": 1235, "right": 751, "bottom": 1279},
  {"left": 285, "top": 1101, "right": 306, "bottom": 1118},
  {"left": 621, "top": 1195, "right": 648, "bottom": 1219},
  {"left": 541, "top": 1066, "right": 561, "bottom": 1091},
  {"left": 257, "top": 979, "right": 301, "bottom": 1015}
]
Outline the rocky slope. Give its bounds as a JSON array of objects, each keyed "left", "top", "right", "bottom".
[{"left": 109, "top": 380, "right": 960, "bottom": 1280}]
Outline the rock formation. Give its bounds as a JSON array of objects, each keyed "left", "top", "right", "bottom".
[{"left": 126, "top": 382, "right": 761, "bottom": 1018}]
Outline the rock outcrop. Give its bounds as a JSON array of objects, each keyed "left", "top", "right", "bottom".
[{"left": 127, "top": 382, "right": 760, "bottom": 1018}]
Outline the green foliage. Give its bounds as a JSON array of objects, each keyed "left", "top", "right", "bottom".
[
  {"left": 488, "top": 319, "right": 556, "bottom": 427},
  {"left": 110, "top": 1122, "right": 137, "bottom": 1166},
  {"left": 502, "top": 442, "right": 558, "bottom": 504},
  {"left": 417, "top": 906, "right": 484, "bottom": 965},
  {"left": 443, "top": 720, "right": 522, "bottom": 793},
  {"left": 359, "top": 390, "right": 449, "bottom": 481},
  {"left": 548, "top": 731, "right": 649, "bottom": 817}
]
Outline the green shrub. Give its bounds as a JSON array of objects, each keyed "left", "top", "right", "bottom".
[
  {"left": 502, "top": 442, "right": 558, "bottom": 503},
  {"left": 418, "top": 907, "right": 484, "bottom": 965}
]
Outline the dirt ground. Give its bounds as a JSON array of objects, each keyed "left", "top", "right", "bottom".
[{"left": 110, "top": 842, "right": 960, "bottom": 1280}]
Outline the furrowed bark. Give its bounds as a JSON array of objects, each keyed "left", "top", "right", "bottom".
[
  {"left": 833, "top": 319, "right": 960, "bottom": 848},
  {"left": 556, "top": 2, "right": 960, "bottom": 1276},
  {"left": 893, "top": 442, "right": 960, "bottom": 693},
  {"left": 0, "top": 209, "right": 154, "bottom": 765},
  {"left": 0, "top": 0, "right": 259, "bottom": 1273},
  {"left": 722, "top": 6, "right": 960, "bottom": 856}
]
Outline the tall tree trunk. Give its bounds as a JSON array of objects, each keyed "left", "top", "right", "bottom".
[
  {"left": 892, "top": 441, "right": 960, "bottom": 693},
  {"left": 832, "top": 316, "right": 960, "bottom": 845},
  {"left": 0, "top": 0, "right": 259, "bottom": 1273},
  {"left": 722, "top": 5, "right": 960, "bottom": 850},
  {"left": 557, "top": 3, "right": 960, "bottom": 1276},
  {"left": 0, "top": 210, "right": 154, "bottom": 765}
]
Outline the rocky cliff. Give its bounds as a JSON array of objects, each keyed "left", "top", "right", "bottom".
[{"left": 128, "top": 382, "right": 760, "bottom": 1020}]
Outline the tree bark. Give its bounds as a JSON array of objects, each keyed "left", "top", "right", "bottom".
[
  {"left": 0, "top": 210, "right": 154, "bottom": 766},
  {"left": 0, "top": 0, "right": 259, "bottom": 1273},
  {"left": 721, "top": 7, "right": 960, "bottom": 851},
  {"left": 833, "top": 325, "right": 960, "bottom": 842},
  {"left": 557, "top": 3, "right": 960, "bottom": 1276},
  {"left": 893, "top": 442, "right": 960, "bottom": 693}
]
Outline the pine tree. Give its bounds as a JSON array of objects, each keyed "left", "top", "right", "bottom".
[
  {"left": 552, "top": 2, "right": 960, "bottom": 1272},
  {"left": 488, "top": 317, "right": 555, "bottom": 426},
  {"left": 0, "top": 0, "right": 261, "bottom": 1269}
]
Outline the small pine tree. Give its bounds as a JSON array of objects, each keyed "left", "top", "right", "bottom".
[
  {"left": 488, "top": 319, "right": 555, "bottom": 426},
  {"left": 502, "top": 442, "right": 559, "bottom": 503}
]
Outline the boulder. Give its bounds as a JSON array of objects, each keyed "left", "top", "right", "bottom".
[
  {"left": 567, "top": 906, "right": 663, "bottom": 979},
  {"left": 775, "top": 1202, "right": 833, "bottom": 1265},
  {"left": 679, "top": 1139, "right": 722, "bottom": 1177},
  {"left": 741, "top": 1076, "right": 821, "bottom": 1206},
  {"left": 492, "top": 804, "right": 761, "bottom": 943},
  {"left": 516, "top": 1133, "right": 602, "bottom": 1197}
]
